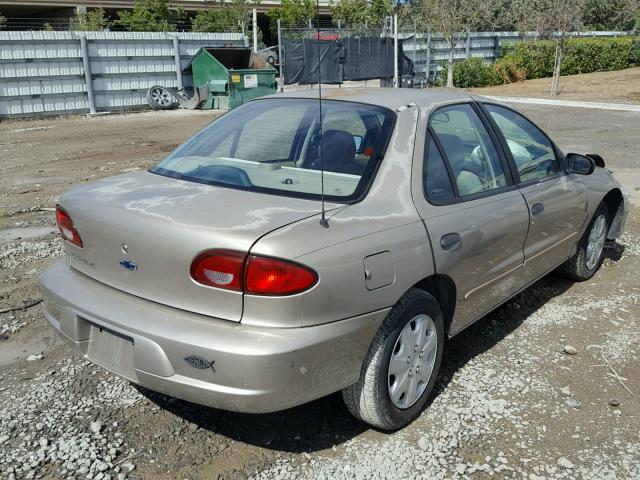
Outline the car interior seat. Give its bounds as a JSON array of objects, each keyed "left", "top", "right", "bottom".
[
  {"left": 437, "top": 133, "right": 483, "bottom": 195},
  {"left": 309, "top": 129, "right": 359, "bottom": 175}
]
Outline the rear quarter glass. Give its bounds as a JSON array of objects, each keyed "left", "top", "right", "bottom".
[{"left": 151, "top": 98, "right": 396, "bottom": 203}]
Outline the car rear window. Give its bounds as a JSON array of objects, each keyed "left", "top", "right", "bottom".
[{"left": 151, "top": 98, "right": 396, "bottom": 202}]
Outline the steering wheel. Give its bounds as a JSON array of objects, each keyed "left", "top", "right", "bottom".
[{"left": 188, "top": 165, "right": 253, "bottom": 187}]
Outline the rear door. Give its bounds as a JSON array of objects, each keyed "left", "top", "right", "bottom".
[
  {"left": 412, "top": 103, "right": 531, "bottom": 335},
  {"left": 481, "top": 103, "right": 587, "bottom": 279}
]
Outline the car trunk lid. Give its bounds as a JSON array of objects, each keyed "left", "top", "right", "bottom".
[{"left": 60, "top": 171, "right": 329, "bottom": 321}]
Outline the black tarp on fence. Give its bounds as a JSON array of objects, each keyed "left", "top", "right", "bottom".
[
  {"left": 343, "top": 37, "right": 394, "bottom": 80},
  {"left": 300, "top": 40, "right": 343, "bottom": 84},
  {"left": 283, "top": 37, "right": 413, "bottom": 85},
  {"left": 283, "top": 40, "right": 305, "bottom": 85}
]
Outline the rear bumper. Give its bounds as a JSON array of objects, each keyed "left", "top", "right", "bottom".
[{"left": 40, "top": 261, "right": 388, "bottom": 413}]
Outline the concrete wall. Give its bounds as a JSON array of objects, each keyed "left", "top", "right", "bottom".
[{"left": 0, "top": 30, "right": 247, "bottom": 117}]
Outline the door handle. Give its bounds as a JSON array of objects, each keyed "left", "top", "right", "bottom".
[
  {"left": 531, "top": 203, "right": 545, "bottom": 215},
  {"left": 440, "top": 233, "right": 462, "bottom": 251}
]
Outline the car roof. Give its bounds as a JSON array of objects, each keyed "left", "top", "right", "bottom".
[{"left": 266, "top": 88, "right": 480, "bottom": 110}]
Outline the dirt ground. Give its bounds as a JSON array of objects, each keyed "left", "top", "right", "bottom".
[
  {"left": 0, "top": 101, "right": 639, "bottom": 480},
  {"left": 469, "top": 67, "right": 640, "bottom": 104}
]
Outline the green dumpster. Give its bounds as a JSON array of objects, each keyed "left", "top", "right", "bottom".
[{"left": 182, "top": 47, "right": 277, "bottom": 110}]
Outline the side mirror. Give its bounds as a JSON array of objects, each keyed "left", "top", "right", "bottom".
[
  {"left": 586, "top": 153, "right": 605, "bottom": 168},
  {"left": 566, "top": 153, "right": 595, "bottom": 175}
]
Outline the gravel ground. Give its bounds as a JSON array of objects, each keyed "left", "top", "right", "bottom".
[{"left": 0, "top": 102, "right": 638, "bottom": 480}]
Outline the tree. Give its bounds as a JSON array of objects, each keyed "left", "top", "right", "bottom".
[
  {"left": 71, "top": 8, "right": 112, "bottom": 31},
  {"left": 0, "top": 12, "right": 6, "bottom": 30},
  {"left": 413, "top": 0, "right": 499, "bottom": 87},
  {"left": 193, "top": 9, "right": 236, "bottom": 32},
  {"left": 368, "top": 0, "right": 394, "bottom": 27},
  {"left": 331, "top": 0, "right": 370, "bottom": 27},
  {"left": 510, "top": 0, "right": 586, "bottom": 95},
  {"left": 267, "top": 0, "right": 316, "bottom": 33},
  {"left": 192, "top": 0, "right": 256, "bottom": 32},
  {"left": 331, "top": 0, "right": 392, "bottom": 27},
  {"left": 192, "top": 0, "right": 263, "bottom": 47},
  {"left": 116, "top": 0, "right": 186, "bottom": 32},
  {"left": 582, "top": 0, "right": 639, "bottom": 30}
]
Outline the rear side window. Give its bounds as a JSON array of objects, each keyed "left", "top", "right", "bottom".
[
  {"left": 484, "top": 104, "right": 559, "bottom": 183},
  {"left": 429, "top": 104, "right": 508, "bottom": 197},
  {"left": 424, "top": 137, "right": 455, "bottom": 203},
  {"left": 151, "top": 98, "right": 395, "bottom": 202}
]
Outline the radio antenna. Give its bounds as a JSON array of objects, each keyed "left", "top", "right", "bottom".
[{"left": 316, "top": 0, "right": 329, "bottom": 228}]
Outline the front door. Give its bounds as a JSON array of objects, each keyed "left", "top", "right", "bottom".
[
  {"left": 482, "top": 104, "right": 587, "bottom": 279},
  {"left": 412, "top": 103, "right": 531, "bottom": 335}
]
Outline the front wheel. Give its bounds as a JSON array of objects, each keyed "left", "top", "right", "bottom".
[
  {"left": 559, "top": 203, "right": 609, "bottom": 281},
  {"left": 342, "top": 288, "right": 444, "bottom": 430}
]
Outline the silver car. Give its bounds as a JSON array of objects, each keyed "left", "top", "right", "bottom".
[{"left": 40, "top": 89, "right": 629, "bottom": 430}]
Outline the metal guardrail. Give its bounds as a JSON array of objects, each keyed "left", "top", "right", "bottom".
[{"left": 0, "top": 31, "right": 248, "bottom": 117}]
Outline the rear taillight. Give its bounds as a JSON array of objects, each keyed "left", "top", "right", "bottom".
[
  {"left": 56, "top": 206, "right": 83, "bottom": 247},
  {"left": 190, "top": 250, "right": 245, "bottom": 291},
  {"left": 190, "top": 251, "right": 317, "bottom": 295},
  {"left": 245, "top": 256, "right": 317, "bottom": 295}
]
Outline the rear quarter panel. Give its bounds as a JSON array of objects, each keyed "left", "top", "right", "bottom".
[{"left": 243, "top": 105, "right": 437, "bottom": 327}]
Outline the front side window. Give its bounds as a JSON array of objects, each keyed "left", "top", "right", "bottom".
[
  {"left": 151, "top": 98, "right": 395, "bottom": 201},
  {"left": 484, "top": 104, "right": 559, "bottom": 183},
  {"left": 429, "top": 104, "right": 508, "bottom": 197}
]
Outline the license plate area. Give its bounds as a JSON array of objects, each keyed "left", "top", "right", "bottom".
[{"left": 86, "top": 322, "right": 137, "bottom": 381}]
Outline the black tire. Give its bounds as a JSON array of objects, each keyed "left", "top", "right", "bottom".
[
  {"left": 342, "top": 288, "right": 445, "bottom": 430},
  {"left": 558, "top": 202, "right": 610, "bottom": 281}
]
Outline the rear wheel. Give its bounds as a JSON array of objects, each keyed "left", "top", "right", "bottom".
[
  {"left": 559, "top": 203, "right": 609, "bottom": 281},
  {"left": 342, "top": 288, "right": 444, "bottom": 430}
]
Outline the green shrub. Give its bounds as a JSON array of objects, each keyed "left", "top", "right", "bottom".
[
  {"left": 562, "top": 37, "right": 632, "bottom": 74},
  {"left": 629, "top": 38, "right": 640, "bottom": 67},
  {"left": 451, "top": 57, "right": 501, "bottom": 88},
  {"left": 493, "top": 57, "right": 528, "bottom": 84},
  {"left": 436, "top": 57, "right": 523, "bottom": 88},
  {"left": 499, "top": 37, "right": 638, "bottom": 81},
  {"left": 500, "top": 42, "right": 556, "bottom": 79}
]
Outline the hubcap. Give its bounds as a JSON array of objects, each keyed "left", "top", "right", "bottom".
[
  {"left": 388, "top": 314, "right": 438, "bottom": 409},
  {"left": 151, "top": 87, "right": 171, "bottom": 106},
  {"left": 586, "top": 214, "right": 606, "bottom": 270}
]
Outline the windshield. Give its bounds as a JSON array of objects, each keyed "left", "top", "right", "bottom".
[{"left": 151, "top": 98, "right": 396, "bottom": 202}]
